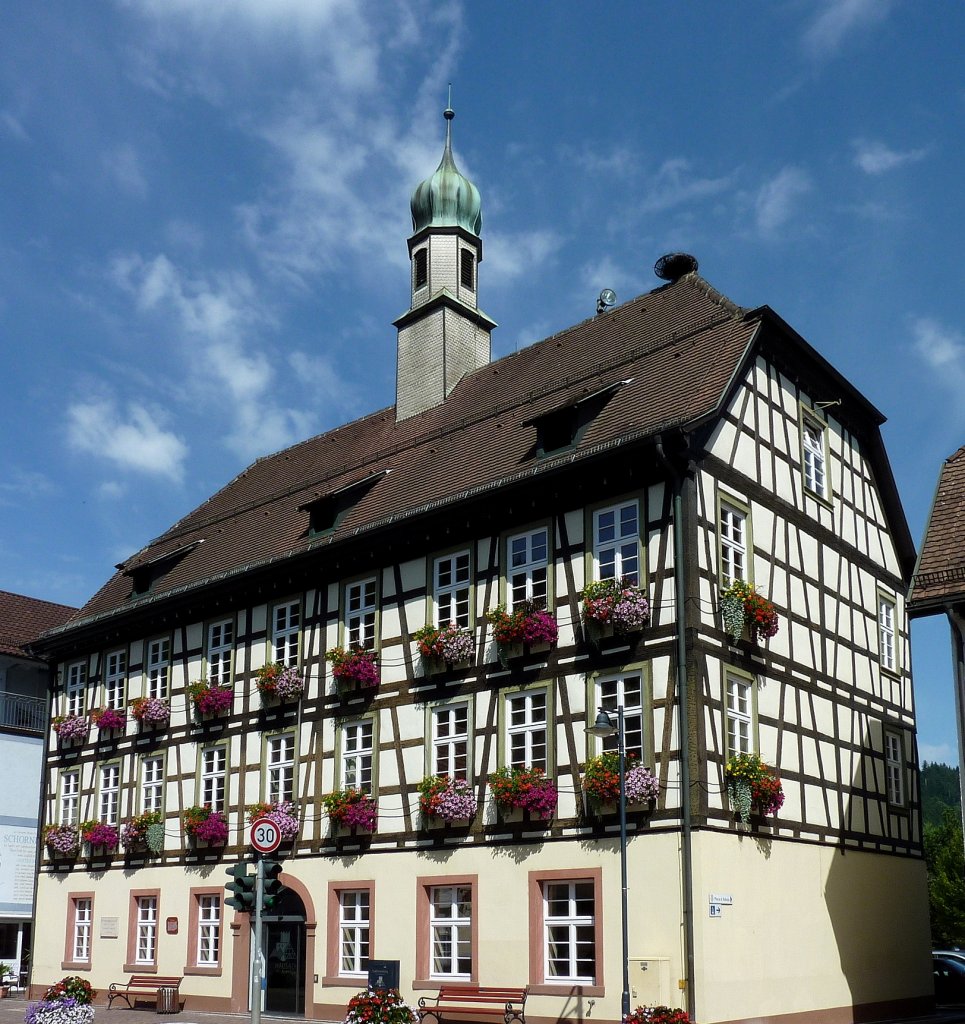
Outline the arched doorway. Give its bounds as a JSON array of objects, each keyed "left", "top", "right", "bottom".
[{"left": 261, "top": 887, "right": 306, "bottom": 1016}]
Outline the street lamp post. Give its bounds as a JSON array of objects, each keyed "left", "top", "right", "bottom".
[{"left": 587, "top": 705, "right": 631, "bottom": 1021}]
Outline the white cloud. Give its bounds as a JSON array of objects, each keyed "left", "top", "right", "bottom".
[
  {"left": 578, "top": 257, "right": 645, "bottom": 306},
  {"left": 852, "top": 138, "right": 928, "bottom": 175},
  {"left": 913, "top": 317, "right": 965, "bottom": 393},
  {"left": 919, "top": 743, "right": 956, "bottom": 766},
  {"left": 754, "top": 166, "right": 812, "bottom": 236},
  {"left": 102, "top": 143, "right": 148, "bottom": 197},
  {"left": 638, "top": 158, "right": 734, "bottom": 215},
  {"left": 0, "top": 469, "right": 55, "bottom": 507},
  {"left": 803, "top": 0, "right": 893, "bottom": 58},
  {"left": 67, "top": 396, "right": 188, "bottom": 481},
  {"left": 484, "top": 230, "right": 560, "bottom": 284},
  {"left": 97, "top": 481, "right": 128, "bottom": 501}
]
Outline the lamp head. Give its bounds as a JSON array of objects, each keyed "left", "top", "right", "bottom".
[{"left": 586, "top": 707, "right": 617, "bottom": 739}]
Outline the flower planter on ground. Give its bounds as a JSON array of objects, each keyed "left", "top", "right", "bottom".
[
  {"left": 344, "top": 987, "right": 416, "bottom": 1024},
  {"left": 187, "top": 680, "right": 234, "bottom": 718},
  {"left": 485, "top": 603, "right": 558, "bottom": 665},
  {"left": 725, "top": 752, "right": 784, "bottom": 824},
  {"left": 255, "top": 663, "right": 306, "bottom": 703},
  {"left": 418, "top": 775, "right": 477, "bottom": 824},
  {"left": 582, "top": 577, "right": 651, "bottom": 636},
  {"left": 246, "top": 800, "right": 300, "bottom": 841},
  {"left": 323, "top": 789, "right": 377, "bottom": 834},
  {"left": 488, "top": 765, "right": 558, "bottom": 819},
  {"left": 326, "top": 647, "right": 379, "bottom": 689},
  {"left": 52, "top": 715, "right": 89, "bottom": 745},
  {"left": 27, "top": 976, "right": 97, "bottom": 1024},
  {"left": 582, "top": 752, "right": 660, "bottom": 811},
  {"left": 43, "top": 824, "right": 79, "bottom": 858},
  {"left": 91, "top": 707, "right": 127, "bottom": 733},
  {"left": 129, "top": 696, "right": 171, "bottom": 729},
  {"left": 182, "top": 805, "right": 228, "bottom": 847},
  {"left": 413, "top": 623, "right": 475, "bottom": 672},
  {"left": 720, "top": 580, "right": 779, "bottom": 643}
]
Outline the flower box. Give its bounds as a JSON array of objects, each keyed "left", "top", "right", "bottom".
[
  {"left": 625, "top": 1005, "right": 690, "bottom": 1024},
  {"left": 129, "top": 696, "right": 171, "bottom": 728},
  {"left": 323, "top": 789, "right": 377, "bottom": 833},
  {"left": 326, "top": 647, "right": 379, "bottom": 689},
  {"left": 90, "top": 707, "right": 127, "bottom": 732},
  {"left": 52, "top": 715, "right": 89, "bottom": 745},
  {"left": 418, "top": 775, "right": 477, "bottom": 823},
  {"left": 720, "top": 580, "right": 779, "bottom": 643},
  {"left": 255, "top": 663, "right": 306, "bottom": 703},
  {"left": 80, "top": 820, "right": 120, "bottom": 854},
  {"left": 488, "top": 765, "right": 558, "bottom": 819},
  {"left": 582, "top": 752, "right": 660, "bottom": 808},
  {"left": 121, "top": 810, "right": 165, "bottom": 854},
  {"left": 485, "top": 603, "right": 558, "bottom": 665},
  {"left": 725, "top": 752, "right": 784, "bottom": 824},
  {"left": 43, "top": 824, "right": 79, "bottom": 858},
  {"left": 582, "top": 577, "right": 651, "bottom": 635},
  {"left": 246, "top": 800, "right": 300, "bottom": 841},
  {"left": 413, "top": 623, "right": 475, "bottom": 671},
  {"left": 182, "top": 805, "right": 228, "bottom": 846},
  {"left": 187, "top": 680, "right": 234, "bottom": 718}
]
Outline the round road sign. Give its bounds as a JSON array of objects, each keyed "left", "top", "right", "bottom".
[{"left": 249, "top": 817, "right": 281, "bottom": 854}]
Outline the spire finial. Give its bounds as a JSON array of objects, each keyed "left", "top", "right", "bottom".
[{"left": 444, "top": 83, "right": 454, "bottom": 120}]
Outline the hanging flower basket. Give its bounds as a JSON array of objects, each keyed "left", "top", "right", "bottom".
[
  {"left": 413, "top": 623, "right": 475, "bottom": 669},
  {"left": 720, "top": 580, "right": 779, "bottom": 642},
  {"left": 323, "top": 789, "right": 377, "bottom": 833},
  {"left": 80, "top": 820, "right": 120, "bottom": 854},
  {"left": 417, "top": 775, "right": 477, "bottom": 823},
  {"left": 255, "top": 663, "right": 306, "bottom": 702},
  {"left": 90, "top": 706, "right": 127, "bottom": 732},
  {"left": 182, "top": 805, "right": 228, "bottom": 846},
  {"left": 485, "top": 603, "right": 558, "bottom": 664},
  {"left": 345, "top": 987, "right": 417, "bottom": 1024},
  {"left": 187, "top": 680, "right": 234, "bottom": 717},
  {"left": 52, "top": 715, "right": 88, "bottom": 744},
  {"left": 725, "top": 753, "right": 784, "bottom": 824},
  {"left": 121, "top": 810, "right": 165, "bottom": 854},
  {"left": 582, "top": 577, "right": 650, "bottom": 635},
  {"left": 488, "top": 765, "right": 558, "bottom": 819},
  {"left": 326, "top": 647, "right": 380, "bottom": 689},
  {"left": 582, "top": 752, "right": 660, "bottom": 806},
  {"left": 129, "top": 696, "right": 171, "bottom": 727},
  {"left": 246, "top": 800, "right": 300, "bottom": 841},
  {"left": 43, "top": 824, "right": 80, "bottom": 857}
]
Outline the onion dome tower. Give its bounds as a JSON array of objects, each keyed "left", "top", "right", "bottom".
[{"left": 395, "top": 102, "right": 497, "bottom": 421}]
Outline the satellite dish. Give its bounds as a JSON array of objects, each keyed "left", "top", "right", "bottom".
[{"left": 597, "top": 288, "right": 617, "bottom": 314}]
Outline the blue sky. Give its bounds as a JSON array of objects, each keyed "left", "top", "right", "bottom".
[{"left": 2, "top": 1, "right": 962, "bottom": 762}]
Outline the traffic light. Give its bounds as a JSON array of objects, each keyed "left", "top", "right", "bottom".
[
  {"left": 262, "top": 858, "right": 283, "bottom": 911},
  {"left": 225, "top": 863, "right": 255, "bottom": 912}
]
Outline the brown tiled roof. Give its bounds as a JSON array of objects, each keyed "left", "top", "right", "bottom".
[
  {"left": 0, "top": 590, "right": 77, "bottom": 659},
  {"left": 910, "top": 446, "right": 965, "bottom": 612},
  {"left": 43, "top": 271, "right": 906, "bottom": 638}
]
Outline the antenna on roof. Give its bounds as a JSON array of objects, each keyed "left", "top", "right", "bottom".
[
  {"left": 654, "top": 252, "right": 698, "bottom": 282},
  {"left": 596, "top": 288, "right": 617, "bottom": 315}
]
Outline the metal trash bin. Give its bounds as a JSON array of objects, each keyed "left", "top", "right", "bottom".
[{"left": 156, "top": 986, "right": 178, "bottom": 1014}]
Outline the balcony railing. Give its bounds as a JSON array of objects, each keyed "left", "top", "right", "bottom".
[{"left": 0, "top": 691, "right": 47, "bottom": 733}]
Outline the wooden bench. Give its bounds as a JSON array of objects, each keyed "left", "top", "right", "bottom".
[
  {"left": 107, "top": 976, "right": 183, "bottom": 1011},
  {"left": 417, "top": 985, "right": 527, "bottom": 1024}
]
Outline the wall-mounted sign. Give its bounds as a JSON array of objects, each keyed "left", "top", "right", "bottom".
[
  {"left": 166, "top": 917, "right": 178, "bottom": 934},
  {"left": 100, "top": 917, "right": 119, "bottom": 938},
  {"left": 709, "top": 904, "right": 722, "bottom": 918},
  {"left": 708, "top": 893, "right": 733, "bottom": 905}
]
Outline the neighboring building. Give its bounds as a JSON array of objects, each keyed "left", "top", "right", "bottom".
[
  {"left": 32, "top": 109, "right": 931, "bottom": 1024},
  {"left": 0, "top": 590, "right": 76, "bottom": 985},
  {"left": 909, "top": 447, "right": 965, "bottom": 814}
]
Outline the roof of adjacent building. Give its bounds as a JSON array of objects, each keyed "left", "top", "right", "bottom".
[
  {"left": 0, "top": 590, "right": 77, "bottom": 660},
  {"left": 40, "top": 270, "right": 912, "bottom": 642},
  {"left": 910, "top": 446, "right": 965, "bottom": 614}
]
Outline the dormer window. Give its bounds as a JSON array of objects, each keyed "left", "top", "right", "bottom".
[
  {"left": 414, "top": 249, "right": 428, "bottom": 289},
  {"left": 460, "top": 249, "right": 475, "bottom": 290},
  {"left": 120, "top": 540, "right": 202, "bottom": 599},
  {"left": 305, "top": 470, "right": 389, "bottom": 536},
  {"left": 530, "top": 380, "right": 630, "bottom": 458}
]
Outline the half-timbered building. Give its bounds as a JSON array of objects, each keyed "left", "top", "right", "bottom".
[{"left": 32, "top": 109, "right": 931, "bottom": 1024}]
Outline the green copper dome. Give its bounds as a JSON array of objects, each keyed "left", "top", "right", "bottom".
[{"left": 410, "top": 106, "right": 482, "bottom": 236}]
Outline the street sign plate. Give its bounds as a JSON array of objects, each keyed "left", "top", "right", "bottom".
[{"left": 250, "top": 817, "right": 281, "bottom": 853}]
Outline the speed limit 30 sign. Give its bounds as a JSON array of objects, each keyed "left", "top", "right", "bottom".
[{"left": 249, "top": 817, "right": 282, "bottom": 854}]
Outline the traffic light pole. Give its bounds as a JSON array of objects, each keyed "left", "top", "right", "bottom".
[{"left": 251, "top": 856, "right": 264, "bottom": 1024}]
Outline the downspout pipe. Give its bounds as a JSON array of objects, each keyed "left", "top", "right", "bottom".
[
  {"left": 655, "top": 434, "right": 696, "bottom": 1022},
  {"left": 946, "top": 608, "right": 965, "bottom": 845}
]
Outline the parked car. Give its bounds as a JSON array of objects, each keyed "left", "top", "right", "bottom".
[{"left": 934, "top": 954, "right": 965, "bottom": 1004}]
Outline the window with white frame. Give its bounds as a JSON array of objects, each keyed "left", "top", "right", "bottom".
[
  {"left": 267, "top": 733, "right": 295, "bottom": 803},
  {"left": 594, "top": 673, "right": 644, "bottom": 760},
  {"left": 725, "top": 672, "right": 753, "bottom": 757},
  {"left": 272, "top": 602, "right": 300, "bottom": 667},
  {"left": 146, "top": 637, "right": 171, "bottom": 700},
  {"left": 719, "top": 502, "right": 747, "bottom": 586},
  {"left": 885, "top": 730, "right": 905, "bottom": 806},
  {"left": 434, "top": 551, "right": 471, "bottom": 628},
  {"left": 346, "top": 579, "right": 377, "bottom": 648},
  {"left": 100, "top": 764, "right": 120, "bottom": 825},
  {"left": 341, "top": 721, "right": 374, "bottom": 792},
  {"left": 136, "top": 895, "right": 158, "bottom": 964},
  {"left": 543, "top": 880, "right": 595, "bottom": 982},
  {"left": 65, "top": 662, "right": 86, "bottom": 717},
  {"left": 104, "top": 649, "right": 127, "bottom": 710},
  {"left": 339, "top": 890, "right": 370, "bottom": 976},
  {"left": 197, "top": 894, "right": 221, "bottom": 966},
  {"left": 592, "top": 500, "right": 640, "bottom": 584},
  {"left": 433, "top": 704, "right": 469, "bottom": 779},
  {"left": 72, "top": 897, "right": 92, "bottom": 962},
  {"left": 61, "top": 770, "right": 80, "bottom": 826},
  {"left": 142, "top": 756, "right": 164, "bottom": 813},
  {"left": 429, "top": 885, "right": 472, "bottom": 979},
  {"left": 508, "top": 528, "right": 549, "bottom": 610},
  {"left": 207, "top": 619, "right": 234, "bottom": 686},
  {"left": 879, "top": 594, "right": 897, "bottom": 672},
  {"left": 506, "top": 690, "right": 548, "bottom": 771},
  {"left": 201, "top": 747, "right": 226, "bottom": 811},
  {"left": 802, "top": 418, "right": 827, "bottom": 499}
]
